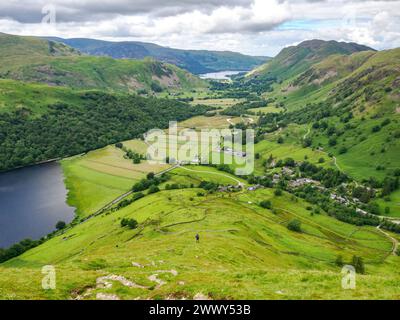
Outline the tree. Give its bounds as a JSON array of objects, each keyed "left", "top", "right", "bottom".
[
  {"left": 335, "top": 255, "right": 344, "bottom": 267},
  {"left": 352, "top": 256, "right": 365, "bottom": 274},
  {"left": 277, "top": 136, "right": 284, "bottom": 144},
  {"left": 372, "top": 125, "right": 381, "bottom": 133},
  {"left": 328, "top": 137, "right": 337, "bottom": 146},
  {"left": 260, "top": 200, "right": 272, "bottom": 209},
  {"left": 121, "top": 218, "right": 138, "bottom": 230},
  {"left": 284, "top": 158, "right": 296, "bottom": 167},
  {"left": 303, "top": 137, "right": 312, "bottom": 148},
  {"left": 148, "top": 185, "right": 160, "bottom": 194},
  {"left": 132, "top": 192, "right": 145, "bottom": 201},
  {"left": 147, "top": 172, "right": 155, "bottom": 180},
  {"left": 55, "top": 221, "right": 66, "bottom": 230},
  {"left": 287, "top": 219, "right": 302, "bottom": 232}
]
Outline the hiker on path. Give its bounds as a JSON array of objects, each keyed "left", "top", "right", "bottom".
[{"left": 195, "top": 234, "right": 200, "bottom": 243}]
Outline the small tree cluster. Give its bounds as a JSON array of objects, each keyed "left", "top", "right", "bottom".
[{"left": 121, "top": 218, "right": 139, "bottom": 230}]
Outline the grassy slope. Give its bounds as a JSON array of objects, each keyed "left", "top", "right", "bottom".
[
  {"left": 260, "top": 48, "right": 400, "bottom": 182},
  {"left": 0, "top": 79, "right": 84, "bottom": 116},
  {"left": 248, "top": 39, "right": 373, "bottom": 81},
  {"left": 0, "top": 33, "right": 206, "bottom": 93},
  {"left": 0, "top": 183, "right": 398, "bottom": 300}
]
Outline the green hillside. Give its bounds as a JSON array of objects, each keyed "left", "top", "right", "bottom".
[
  {"left": 0, "top": 33, "right": 206, "bottom": 93},
  {"left": 207, "top": 42, "right": 400, "bottom": 217},
  {"left": 267, "top": 48, "right": 400, "bottom": 180},
  {"left": 1, "top": 151, "right": 399, "bottom": 299},
  {"left": 248, "top": 39, "right": 374, "bottom": 81}
]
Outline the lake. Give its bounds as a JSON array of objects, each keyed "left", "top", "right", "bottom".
[
  {"left": 0, "top": 162, "right": 75, "bottom": 248},
  {"left": 199, "top": 70, "right": 245, "bottom": 80}
]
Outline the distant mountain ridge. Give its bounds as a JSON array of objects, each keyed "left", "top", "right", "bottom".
[
  {"left": 44, "top": 37, "right": 270, "bottom": 74},
  {"left": 248, "top": 39, "right": 375, "bottom": 80}
]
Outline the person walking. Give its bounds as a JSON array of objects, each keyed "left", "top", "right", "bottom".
[{"left": 195, "top": 233, "right": 200, "bottom": 243}]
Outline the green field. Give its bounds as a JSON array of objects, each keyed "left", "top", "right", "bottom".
[
  {"left": 248, "top": 105, "right": 283, "bottom": 114},
  {"left": 61, "top": 141, "right": 170, "bottom": 217}
]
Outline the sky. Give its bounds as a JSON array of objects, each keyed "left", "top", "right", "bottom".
[{"left": 0, "top": 0, "right": 399, "bottom": 56}]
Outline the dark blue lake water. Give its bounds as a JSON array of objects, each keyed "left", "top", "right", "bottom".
[{"left": 0, "top": 162, "right": 75, "bottom": 248}]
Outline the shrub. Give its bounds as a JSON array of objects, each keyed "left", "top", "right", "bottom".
[
  {"left": 328, "top": 138, "right": 337, "bottom": 146},
  {"left": 372, "top": 125, "right": 381, "bottom": 133},
  {"left": 121, "top": 218, "right": 138, "bottom": 230},
  {"left": 287, "top": 219, "right": 302, "bottom": 232},
  {"left": 352, "top": 256, "right": 365, "bottom": 274},
  {"left": 148, "top": 185, "right": 160, "bottom": 194},
  {"left": 284, "top": 158, "right": 296, "bottom": 167},
  {"left": 318, "top": 158, "right": 325, "bottom": 163},
  {"left": 335, "top": 255, "right": 344, "bottom": 267},
  {"left": 55, "top": 221, "right": 66, "bottom": 230},
  {"left": 147, "top": 172, "right": 155, "bottom": 180},
  {"left": 132, "top": 192, "right": 145, "bottom": 201},
  {"left": 260, "top": 200, "right": 272, "bottom": 209},
  {"left": 381, "top": 119, "right": 391, "bottom": 127},
  {"left": 274, "top": 189, "right": 283, "bottom": 196}
]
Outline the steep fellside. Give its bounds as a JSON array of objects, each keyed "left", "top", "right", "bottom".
[
  {"left": 248, "top": 39, "right": 374, "bottom": 81},
  {"left": 0, "top": 33, "right": 206, "bottom": 93}
]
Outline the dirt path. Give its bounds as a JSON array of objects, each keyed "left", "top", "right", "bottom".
[
  {"left": 377, "top": 225, "right": 399, "bottom": 255},
  {"left": 303, "top": 126, "right": 311, "bottom": 140},
  {"left": 317, "top": 149, "right": 342, "bottom": 171}
]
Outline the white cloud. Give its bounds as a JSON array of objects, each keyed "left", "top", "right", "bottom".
[{"left": 0, "top": 0, "right": 399, "bottom": 56}]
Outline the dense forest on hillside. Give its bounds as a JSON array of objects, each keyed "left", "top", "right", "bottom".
[{"left": 0, "top": 92, "right": 210, "bottom": 171}]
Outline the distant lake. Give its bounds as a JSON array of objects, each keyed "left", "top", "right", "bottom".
[
  {"left": 199, "top": 70, "right": 245, "bottom": 80},
  {"left": 0, "top": 162, "right": 75, "bottom": 248}
]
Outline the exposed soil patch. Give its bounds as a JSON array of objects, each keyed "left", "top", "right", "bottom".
[
  {"left": 97, "top": 274, "right": 148, "bottom": 289},
  {"left": 96, "top": 293, "right": 120, "bottom": 300},
  {"left": 193, "top": 293, "right": 212, "bottom": 300}
]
